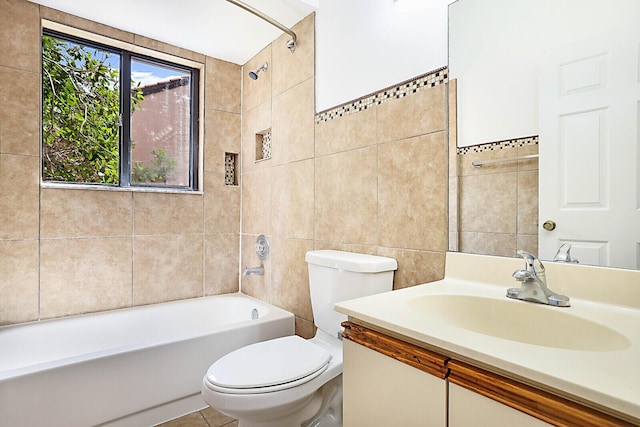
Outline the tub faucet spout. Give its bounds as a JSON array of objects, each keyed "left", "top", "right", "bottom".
[{"left": 243, "top": 266, "right": 264, "bottom": 276}]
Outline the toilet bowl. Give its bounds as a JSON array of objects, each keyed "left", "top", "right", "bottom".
[{"left": 201, "top": 250, "right": 397, "bottom": 427}]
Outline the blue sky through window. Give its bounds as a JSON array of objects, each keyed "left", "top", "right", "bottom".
[{"left": 132, "top": 59, "right": 189, "bottom": 87}]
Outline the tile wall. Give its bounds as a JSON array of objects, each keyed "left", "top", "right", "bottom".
[
  {"left": 240, "top": 13, "right": 450, "bottom": 337},
  {"left": 1, "top": 1, "right": 451, "bottom": 332},
  {"left": 0, "top": 0, "right": 241, "bottom": 325},
  {"left": 455, "top": 136, "right": 539, "bottom": 257}
]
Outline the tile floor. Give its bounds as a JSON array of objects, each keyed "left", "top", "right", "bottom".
[{"left": 157, "top": 407, "right": 237, "bottom": 427}]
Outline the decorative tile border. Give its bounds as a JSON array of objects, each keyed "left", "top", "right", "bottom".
[
  {"left": 224, "top": 152, "right": 238, "bottom": 185},
  {"left": 315, "top": 66, "right": 448, "bottom": 124},
  {"left": 456, "top": 135, "right": 538, "bottom": 155}
]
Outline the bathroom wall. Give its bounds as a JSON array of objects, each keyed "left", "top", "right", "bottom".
[
  {"left": 239, "top": 13, "right": 449, "bottom": 337},
  {"left": 455, "top": 138, "right": 539, "bottom": 258},
  {"left": 1, "top": 1, "right": 450, "bottom": 333},
  {"left": 0, "top": 0, "right": 241, "bottom": 325}
]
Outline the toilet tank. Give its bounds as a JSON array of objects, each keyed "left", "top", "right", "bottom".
[{"left": 305, "top": 250, "right": 397, "bottom": 338}]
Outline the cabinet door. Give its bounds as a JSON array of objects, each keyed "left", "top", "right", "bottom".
[
  {"left": 449, "top": 383, "right": 552, "bottom": 427},
  {"left": 343, "top": 340, "right": 446, "bottom": 427}
]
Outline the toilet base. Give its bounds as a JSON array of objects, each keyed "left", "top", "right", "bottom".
[{"left": 230, "top": 375, "right": 342, "bottom": 427}]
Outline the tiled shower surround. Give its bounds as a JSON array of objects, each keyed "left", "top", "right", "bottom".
[
  {"left": 239, "top": 13, "right": 449, "bottom": 337},
  {"left": 1, "top": 1, "right": 450, "bottom": 333}
]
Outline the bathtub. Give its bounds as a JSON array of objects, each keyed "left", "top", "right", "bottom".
[{"left": 0, "top": 293, "right": 294, "bottom": 427}]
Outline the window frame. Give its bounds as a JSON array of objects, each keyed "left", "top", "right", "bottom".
[{"left": 41, "top": 21, "right": 203, "bottom": 192}]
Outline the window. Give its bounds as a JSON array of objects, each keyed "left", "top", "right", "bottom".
[{"left": 42, "top": 30, "right": 199, "bottom": 190}]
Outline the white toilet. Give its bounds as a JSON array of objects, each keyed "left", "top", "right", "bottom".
[{"left": 201, "top": 250, "right": 397, "bottom": 427}]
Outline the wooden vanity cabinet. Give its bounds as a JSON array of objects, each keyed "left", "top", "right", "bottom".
[
  {"left": 342, "top": 322, "right": 448, "bottom": 426},
  {"left": 447, "top": 360, "right": 634, "bottom": 427},
  {"left": 342, "top": 321, "right": 636, "bottom": 427},
  {"left": 449, "top": 382, "right": 552, "bottom": 427}
]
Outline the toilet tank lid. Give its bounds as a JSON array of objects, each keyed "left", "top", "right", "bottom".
[{"left": 305, "top": 250, "right": 397, "bottom": 273}]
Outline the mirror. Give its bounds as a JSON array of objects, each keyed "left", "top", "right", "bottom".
[{"left": 449, "top": 0, "right": 640, "bottom": 269}]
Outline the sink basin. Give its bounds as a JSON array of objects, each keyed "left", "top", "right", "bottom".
[{"left": 408, "top": 294, "right": 630, "bottom": 351}]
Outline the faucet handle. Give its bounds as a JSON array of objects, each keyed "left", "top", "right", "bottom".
[
  {"left": 553, "top": 243, "right": 579, "bottom": 263},
  {"left": 516, "top": 250, "right": 545, "bottom": 275}
]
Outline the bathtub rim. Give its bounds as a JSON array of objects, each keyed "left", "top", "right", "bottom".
[{"left": 0, "top": 292, "right": 293, "bottom": 382}]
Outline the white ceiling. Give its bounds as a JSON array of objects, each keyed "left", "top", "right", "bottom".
[{"left": 28, "top": 0, "right": 318, "bottom": 65}]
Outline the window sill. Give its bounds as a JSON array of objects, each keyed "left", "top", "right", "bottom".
[{"left": 40, "top": 181, "right": 203, "bottom": 195}]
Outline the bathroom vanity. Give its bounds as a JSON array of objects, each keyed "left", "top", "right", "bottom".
[{"left": 335, "top": 252, "right": 640, "bottom": 426}]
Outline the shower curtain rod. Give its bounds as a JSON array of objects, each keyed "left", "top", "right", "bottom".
[{"left": 226, "top": 0, "right": 297, "bottom": 53}]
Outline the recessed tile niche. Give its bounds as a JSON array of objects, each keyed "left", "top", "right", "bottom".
[
  {"left": 255, "top": 129, "right": 272, "bottom": 162},
  {"left": 224, "top": 152, "right": 238, "bottom": 186}
]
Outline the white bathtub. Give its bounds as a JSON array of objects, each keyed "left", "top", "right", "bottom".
[{"left": 0, "top": 293, "right": 294, "bottom": 427}]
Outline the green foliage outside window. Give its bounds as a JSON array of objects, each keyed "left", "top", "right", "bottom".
[
  {"left": 42, "top": 34, "right": 177, "bottom": 185},
  {"left": 42, "top": 35, "right": 123, "bottom": 184}
]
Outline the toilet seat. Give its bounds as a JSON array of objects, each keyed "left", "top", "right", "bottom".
[{"left": 204, "top": 336, "right": 332, "bottom": 395}]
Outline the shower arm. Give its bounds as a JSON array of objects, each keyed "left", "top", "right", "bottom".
[{"left": 226, "top": 0, "right": 297, "bottom": 53}]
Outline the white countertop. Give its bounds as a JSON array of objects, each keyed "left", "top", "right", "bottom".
[{"left": 334, "top": 252, "right": 640, "bottom": 423}]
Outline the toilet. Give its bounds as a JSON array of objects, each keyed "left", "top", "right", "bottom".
[{"left": 201, "top": 250, "right": 397, "bottom": 427}]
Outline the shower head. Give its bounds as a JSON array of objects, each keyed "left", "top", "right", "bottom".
[{"left": 248, "top": 62, "right": 268, "bottom": 80}]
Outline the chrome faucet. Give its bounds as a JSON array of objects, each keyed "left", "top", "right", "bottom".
[
  {"left": 553, "top": 243, "right": 579, "bottom": 264},
  {"left": 243, "top": 266, "right": 264, "bottom": 276},
  {"left": 506, "top": 250, "right": 570, "bottom": 307}
]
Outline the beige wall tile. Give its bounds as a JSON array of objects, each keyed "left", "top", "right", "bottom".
[
  {"left": 378, "top": 133, "right": 447, "bottom": 251},
  {"left": 206, "top": 57, "right": 241, "bottom": 114},
  {"left": 40, "top": 188, "right": 133, "bottom": 238},
  {"left": 204, "top": 171, "right": 240, "bottom": 234},
  {"left": 271, "top": 160, "right": 314, "bottom": 239},
  {"left": 133, "top": 192, "right": 204, "bottom": 235},
  {"left": 0, "top": 240, "right": 39, "bottom": 325},
  {"left": 449, "top": 175, "right": 459, "bottom": 233},
  {"left": 376, "top": 247, "right": 445, "bottom": 290},
  {"left": 242, "top": 46, "right": 272, "bottom": 113},
  {"left": 448, "top": 123, "right": 458, "bottom": 178},
  {"left": 241, "top": 169, "right": 272, "bottom": 236},
  {"left": 313, "top": 241, "right": 378, "bottom": 256},
  {"left": 0, "top": 66, "right": 39, "bottom": 155},
  {"left": 448, "top": 79, "right": 457, "bottom": 126},
  {"left": 204, "top": 233, "right": 239, "bottom": 295},
  {"left": 295, "top": 316, "right": 316, "bottom": 339},
  {"left": 240, "top": 234, "right": 271, "bottom": 303},
  {"left": 377, "top": 85, "right": 446, "bottom": 143},
  {"left": 517, "top": 234, "right": 538, "bottom": 256},
  {"left": 517, "top": 169, "right": 538, "bottom": 235},
  {"left": 459, "top": 172, "right": 517, "bottom": 234},
  {"left": 315, "top": 107, "right": 378, "bottom": 157},
  {"left": 0, "top": 154, "right": 39, "bottom": 239},
  {"left": 241, "top": 101, "right": 272, "bottom": 173},
  {"left": 271, "top": 78, "right": 315, "bottom": 165},
  {"left": 40, "top": 237, "right": 133, "bottom": 318},
  {"left": 315, "top": 146, "right": 378, "bottom": 246},
  {"left": 459, "top": 231, "right": 517, "bottom": 258},
  {"left": 0, "top": 0, "right": 40, "bottom": 72},
  {"left": 272, "top": 13, "right": 315, "bottom": 96},
  {"left": 271, "top": 237, "right": 314, "bottom": 320},
  {"left": 204, "top": 110, "right": 241, "bottom": 172},
  {"left": 517, "top": 143, "right": 539, "bottom": 171},
  {"left": 133, "top": 234, "right": 204, "bottom": 305},
  {"left": 40, "top": 6, "right": 135, "bottom": 44}
]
